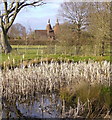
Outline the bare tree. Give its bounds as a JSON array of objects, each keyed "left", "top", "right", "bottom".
[
  {"left": 8, "top": 23, "right": 26, "bottom": 39},
  {"left": 0, "top": 0, "right": 44, "bottom": 53},
  {"left": 59, "top": 2, "right": 110, "bottom": 56},
  {"left": 59, "top": 1, "right": 89, "bottom": 55},
  {"left": 88, "top": 2, "right": 110, "bottom": 56}
]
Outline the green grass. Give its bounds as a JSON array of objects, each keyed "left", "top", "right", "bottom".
[
  {"left": 12, "top": 45, "right": 47, "bottom": 49},
  {"left": 0, "top": 45, "right": 110, "bottom": 67}
]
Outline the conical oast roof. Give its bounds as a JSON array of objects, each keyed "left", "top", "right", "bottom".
[
  {"left": 46, "top": 19, "right": 53, "bottom": 32},
  {"left": 54, "top": 19, "right": 60, "bottom": 34}
]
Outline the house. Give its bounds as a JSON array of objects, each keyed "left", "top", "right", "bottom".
[{"left": 35, "top": 19, "right": 60, "bottom": 40}]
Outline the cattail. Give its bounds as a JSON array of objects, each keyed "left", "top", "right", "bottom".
[
  {"left": 1, "top": 60, "right": 110, "bottom": 102},
  {"left": 62, "top": 99, "right": 66, "bottom": 117},
  {"left": 22, "top": 54, "right": 25, "bottom": 60},
  {"left": 13, "top": 58, "right": 15, "bottom": 65},
  {"left": 8, "top": 56, "right": 10, "bottom": 60}
]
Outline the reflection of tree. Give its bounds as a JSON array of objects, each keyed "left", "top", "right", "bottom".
[
  {"left": 2, "top": 94, "right": 62, "bottom": 118},
  {"left": 2, "top": 98, "right": 25, "bottom": 119}
]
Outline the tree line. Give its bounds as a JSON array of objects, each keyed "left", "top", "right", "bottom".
[
  {"left": 0, "top": 1, "right": 111, "bottom": 56},
  {"left": 57, "top": 2, "right": 111, "bottom": 56}
]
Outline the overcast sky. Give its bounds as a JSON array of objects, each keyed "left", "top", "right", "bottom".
[{"left": 14, "top": 0, "right": 64, "bottom": 31}]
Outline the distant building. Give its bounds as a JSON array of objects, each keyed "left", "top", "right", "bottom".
[{"left": 35, "top": 19, "right": 60, "bottom": 40}]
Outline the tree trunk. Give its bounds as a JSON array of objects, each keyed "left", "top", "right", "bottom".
[
  {"left": 76, "top": 45, "right": 81, "bottom": 55},
  {"left": 101, "top": 40, "right": 105, "bottom": 56},
  {"left": 0, "top": 30, "right": 12, "bottom": 53}
]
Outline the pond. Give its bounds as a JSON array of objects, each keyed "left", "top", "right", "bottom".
[{"left": 2, "top": 93, "right": 63, "bottom": 119}]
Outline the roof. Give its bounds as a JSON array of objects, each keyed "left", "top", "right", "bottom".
[
  {"left": 35, "top": 30, "right": 47, "bottom": 37},
  {"left": 54, "top": 23, "right": 60, "bottom": 34},
  {"left": 46, "top": 24, "right": 53, "bottom": 32}
]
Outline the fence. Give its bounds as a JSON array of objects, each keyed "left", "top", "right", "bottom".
[
  {"left": 42, "top": 44, "right": 110, "bottom": 56},
  {"left": 9, "top": 38, "right": 57, "bottom": 45},
  {"left": 9, "top": 38, "right": 110, "bottom": 56}
]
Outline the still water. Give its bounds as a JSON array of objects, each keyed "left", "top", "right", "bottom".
[{"left": 2, "top": 93, "right": 63, "bottom": 119}]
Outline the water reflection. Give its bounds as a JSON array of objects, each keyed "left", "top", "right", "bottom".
[{"left": 2, "top": 93, "right": 62, "bottom": 119}]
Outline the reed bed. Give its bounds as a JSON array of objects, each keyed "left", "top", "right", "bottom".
[
  {"left": 0, "top": 60, "right": 111, "bottom": 118},
  {"left": 1, "top": 60, "right": 111, "bottom": 99}
]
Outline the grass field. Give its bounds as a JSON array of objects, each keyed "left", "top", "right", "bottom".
[{"left": 0, "top": 45, "right": 110, "bottom": 67}]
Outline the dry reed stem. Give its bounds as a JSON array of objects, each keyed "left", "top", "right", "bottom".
[{"left": 0, "top": 60, "right": 110, "bottom": 100}]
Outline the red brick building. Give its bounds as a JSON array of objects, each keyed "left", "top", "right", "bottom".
[{"left": 35, "top": 19, "right": 60, "bottom": 40}]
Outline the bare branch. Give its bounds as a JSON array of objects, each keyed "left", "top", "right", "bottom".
[
  {"left": 6, "top": 2, "right": 19, "bottom": 31},
  {"left": 18, "top": 0, "right": 45, "bottom": 11},
  {"left": 4, "top": 0, "right": 45, "bottom": 31}
]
